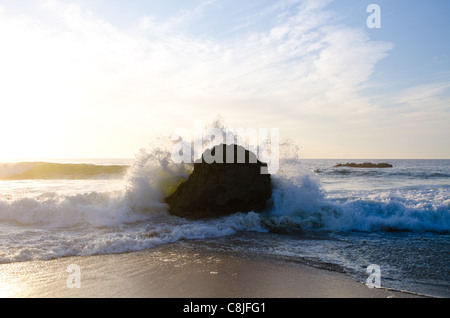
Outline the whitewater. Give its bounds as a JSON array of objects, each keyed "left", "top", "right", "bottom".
[{"left": 0, "top": 150, "right": 449, "bottom": 297}]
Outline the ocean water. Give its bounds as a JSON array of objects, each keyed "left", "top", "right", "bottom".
[{"left": 0, "top": 153, "right": 449, "bottom": 297}]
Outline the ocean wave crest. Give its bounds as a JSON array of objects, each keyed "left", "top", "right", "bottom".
[
  {"left": 0, "top": 120, "right": 449, "bottom": 264},
  {"left": 0, "top": 162, "right": 128, "bottom": 180},
  {"left": 1, "top": 149, "right": 449, "bottom": 234},
  {"left": 265, "top": 174, "right": 450, "bottom": 233}
]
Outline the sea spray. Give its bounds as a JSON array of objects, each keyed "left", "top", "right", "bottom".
[
  {"left": 0, "top": 118, "right": 449, "bottom": 271},
  {"left": 124, "top": 145, "right": 192, "bottom": 214},
  {"left": 170, "top": 118, "right": 281, "bottom": 174}
]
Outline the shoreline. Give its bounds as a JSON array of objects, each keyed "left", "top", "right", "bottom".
[{"left": 0, "top": 242, "right": 426, "bottom": 298}]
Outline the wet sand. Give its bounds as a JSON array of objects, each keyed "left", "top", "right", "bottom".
[{"left": 0, "top": 242, "right": 424, "bottom": 298}]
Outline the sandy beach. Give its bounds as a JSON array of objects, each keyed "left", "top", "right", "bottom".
[{"left": 0, "top": 242, "right": 424, "bottom": 299}]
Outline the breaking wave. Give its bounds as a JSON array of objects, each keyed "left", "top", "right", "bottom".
[
  {"left": 0, "top": 162, "right": 128, "bottom": 180},
  {"left": 0, "top": 121, "right": 449, "bottom": 264}
]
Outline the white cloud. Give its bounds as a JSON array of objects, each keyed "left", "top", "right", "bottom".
[
  {"left": 391, "top": 82, "right": 450, "bottom": 105},
  {"left": 382, "top": 83, "right": 450, "bottom": 133},
  {"left": 0, "top": 0, "right": 410, "bottom": 158}
]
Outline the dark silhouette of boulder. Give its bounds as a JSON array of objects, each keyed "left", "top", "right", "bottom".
[
  {"left": 334, "top": 162, "right": 393, "bottom": 168},
  {"left": 165, "top": 144, "right": 272, "bottom": 219}
]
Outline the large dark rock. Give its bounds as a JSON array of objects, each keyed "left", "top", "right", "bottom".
[{"left": 165, "top": 144, "right": 272, "bottom": 219}]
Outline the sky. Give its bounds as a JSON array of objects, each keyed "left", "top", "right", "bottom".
[{"left": 0, "top": 0, "right": 449, "bottom": 160}]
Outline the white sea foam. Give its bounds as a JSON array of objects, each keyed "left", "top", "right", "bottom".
[
  {"left": 324, "top": 188, "right": 450, "bottom": 232},
  {"left": 264, "top": 166, "right": 450, "bottom": 233},
  {"left": 0, "top": 123, "right": 449, "bottom": 263},
  {"left": 0, "top": 140, "right": 268, "bottom": 263},
  {"left": 2, "top": 152, "right": 448, "bottom": 264}
]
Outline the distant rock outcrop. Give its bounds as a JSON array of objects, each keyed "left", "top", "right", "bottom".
[
  {"left": 334, "top": 162, "right": 393, "bottom": 168},
  {"left": 165, "top": 144, "right": 272, "bottom": 219}
]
